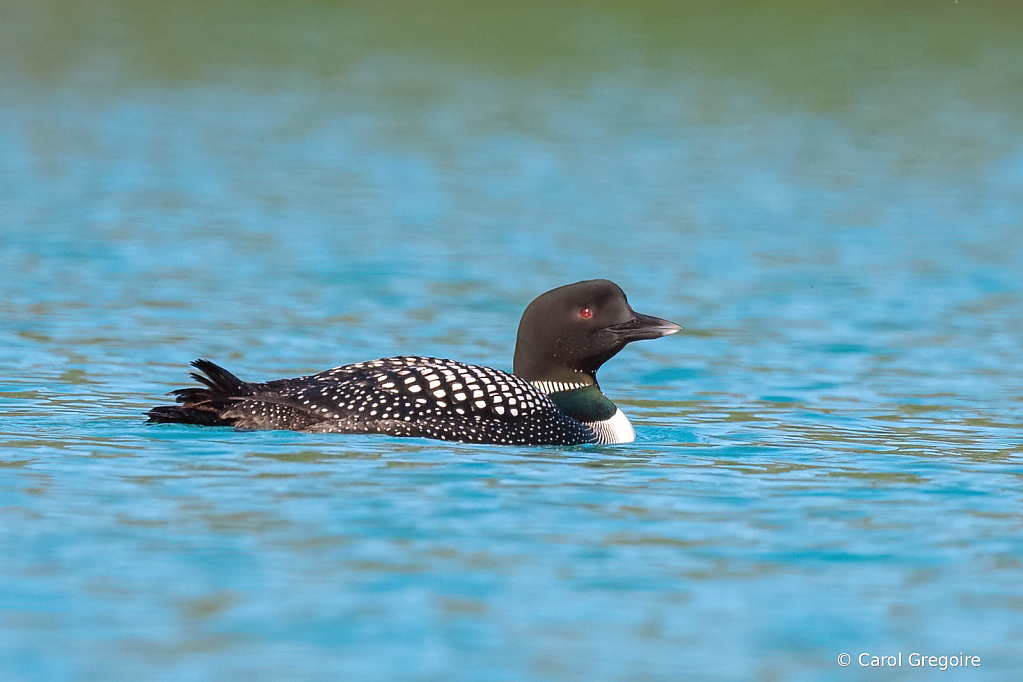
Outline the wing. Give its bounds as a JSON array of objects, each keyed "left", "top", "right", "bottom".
[{"left": 296, "top": 357, "right": 596, "bottom": 444}]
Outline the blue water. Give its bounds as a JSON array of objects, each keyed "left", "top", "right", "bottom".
[{"left": 2, "top": 2, "right": 1023, "bottom": 680}]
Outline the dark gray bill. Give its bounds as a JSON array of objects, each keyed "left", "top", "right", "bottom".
[{"left": 607, "top": 312, "right": 682, "bottom": 342}]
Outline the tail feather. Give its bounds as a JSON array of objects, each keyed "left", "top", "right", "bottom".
[
  {"left": 147, "top": 405, "right": 234, "bottom": 426},
  {"left": 187, "top": 359, "right": 250, "bottom": 397},
  {"left": 147, "top": 359, "right": 252, "bottom": 426}
]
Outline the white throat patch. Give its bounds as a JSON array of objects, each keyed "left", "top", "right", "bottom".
[{"left": 583, "top": 408, "right": 636, "bottom": 445}]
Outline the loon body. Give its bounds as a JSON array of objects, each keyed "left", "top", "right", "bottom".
[{"left": 147, "top": 280, "right": 680, "bottom": 445}]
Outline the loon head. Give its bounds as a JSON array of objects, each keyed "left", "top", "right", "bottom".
[{"left": 512, "top": 279, "right": 681, "bottom": 387}]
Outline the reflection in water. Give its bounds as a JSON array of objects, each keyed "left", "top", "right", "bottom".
[{"left": 1, "top": 1, "right": 1023, "bottom": 680}]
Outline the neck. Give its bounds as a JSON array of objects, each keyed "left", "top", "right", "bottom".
[
  {"left": 532, "top": 381, "right": 616, "bottom": 423},
  {"left": 532, "top": 382, "right": 636, "bottom": 444},
  {"left": 519, "top": 364, "right": 596, "bottom": 390}
]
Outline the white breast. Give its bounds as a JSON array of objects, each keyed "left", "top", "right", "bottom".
[{"left": 583, "top": 408, "right": 636, "bottom": 444}]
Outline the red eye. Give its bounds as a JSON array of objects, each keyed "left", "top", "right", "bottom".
[{"left": 579, "top": 308, "right": 592, "bottom": 319}]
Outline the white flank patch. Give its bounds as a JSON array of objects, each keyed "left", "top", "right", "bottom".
[{"left": 583, "top": 408, "right": 636, "bottom": 445}]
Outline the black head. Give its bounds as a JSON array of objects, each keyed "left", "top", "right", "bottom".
[{"left": 512, "top": 279, "right": 681, "bottom": 383}]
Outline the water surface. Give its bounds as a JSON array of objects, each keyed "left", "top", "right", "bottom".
[{"left": 2, "top": 2, "right": 1022, "bottom": 680}]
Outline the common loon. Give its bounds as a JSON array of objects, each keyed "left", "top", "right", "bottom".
[{"left": 147, "top": 279, "right": 681, "bottom": 445}]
